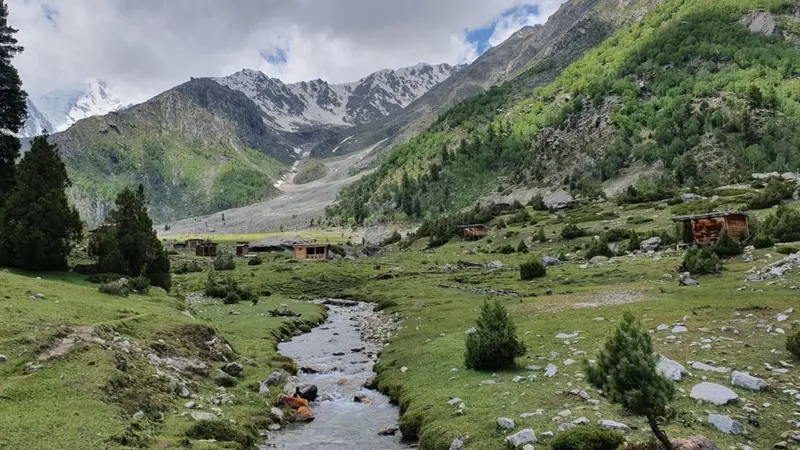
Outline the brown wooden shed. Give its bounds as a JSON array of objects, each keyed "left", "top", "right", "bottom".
[
  {"left": 671, "top": 212, "right": 750, "bottom": 245},
  {"left": 459, "top": 224, "right": 488, "bottom": 241},
  {"left": 196, "top": 242, "right": 218, "bottom": 257},
  {"left": 293, "top": 243, "right": 329, "bottom": 261},
  {"left": 236, "top": 242, "right": 250, "bottom": 257}
]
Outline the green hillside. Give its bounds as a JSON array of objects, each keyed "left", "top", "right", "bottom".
[{"left": 328, "top": 0, "right": 800, "bottom": 223}]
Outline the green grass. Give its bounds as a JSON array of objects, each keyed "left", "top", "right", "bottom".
[{"left": 293, "top": 159, "right": 328, "bottom": 185}]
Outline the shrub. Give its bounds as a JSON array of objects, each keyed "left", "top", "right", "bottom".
[
  {"left": 586, "top": 312, "right": 674, "bottom": 449},
  {"left": 617, "top": 175, "right": 676, "bottom": 205},
  {"left": 87, "top": 273, "right": 125, "bottom": 284},
  {"left": 753, "top": 232, "right": 774, "bottom": 249},
  {"left": 381, "top": 230, "right": 402, "bottom": 246},
  {"left": 130, "top": 276, "right": 150, "bottom": 294},
  {"left": 536, "top": 227, "right": 546, "bottom": 242},
  {"left": 561, "top": 223, "right": 586, "bottom": 240},
  {"left": 627, "top": 216, "right": 654, "bottom": 225},
  {"left": 494, "top": 244, "right": 515, "bottom": 254},
  {"left": 712, "top": 229, "right": 743, "bottom": 258},
  {"left": 529, "top": 194, "right": 546, "bottom": 211},
  {"left": 746, "top": 180, "right": 794, "bottom": 210},
  {"left": 550, "top": 426, "right": 625, "bottom": 450},
  {"left": 776, "top": 245, "right": 800, "bottom": 255},
  {"left": 787, "top": 329, "right": 800, "bottom": 360},
  {"left": 185, "top": 420, "right": 253, "bottom": 448},
  {"left": 205, "top": 270, "right": 255, "bottom": 302},
  {"left": 763, "top": 205, "right": 800, "bottom": 243},
  {"left": 683, "top": 246, "right": 722, "bottom": 275},
  {"left": 495, "top": 219, "right": 507, "bottom": 230},
  {"left": 604, "top": 228, "right": 631, "bottom": 243},
  {"left": 213, "top": 253, "right": 236, "bottom": 271},
  {"left": 99, "top": 279, "right": 131, "bottom": 297},
  {"left": 464, "top": 300, "right": 526, "bottom": 370},
  {"left": 627, "top": 230, "right": 642, "bottom": 253},
  {"left": 509, "top": 209, "right": 531, "bottom": 225},
  {"left": 247, "top": 256, "right": 263, "bottom": 266},
  {"left": 517, "top": 240, "right": 528, "bottom": 253},
  {"left": 586, "top": 237, "right": 614, "bottom": 260},
  {"left": 520, "top": 260, "right": 547, "bottom": 280},
  {"left": 173, "top": 261, "right": 203, "bottom": 274},
  {"left": 375, "top": 299, "right": 398, "bottom": 311}
]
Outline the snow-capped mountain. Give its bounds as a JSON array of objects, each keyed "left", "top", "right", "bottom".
[
  {"left": 213, "top": 63, "right": 461, "bottom": 131},
  {"left": 20, "top": 99, "right": 54, "bottom": 137},
  {"left": 22, "top": 79, "right": 125, "bottom": 137}
]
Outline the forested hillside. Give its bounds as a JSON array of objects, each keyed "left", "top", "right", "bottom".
[{"left": 328, "top": 0, "right": 800, "bottom": 223}]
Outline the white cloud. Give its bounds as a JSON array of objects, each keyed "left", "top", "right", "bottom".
[{"left": 7, "top": 0, "right": 567, "bottom": 104}]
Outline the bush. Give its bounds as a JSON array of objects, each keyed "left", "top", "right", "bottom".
[
  {"left": 746, "top": 180, "right": 794, "bottom": 210},
  {"left": 536, "top": 227, "right": 546, "bottom": 242},
  {"left": 586, "top": 237, "right": 614, "bottom": 259},
  {"left": 247, "top": 256, "right": 263, "bottom": 266},
  {"left": 494, "top": 244, "right": 515, "bottom": 254},
  {"left": 130, "top": 276, "right": 150, "bottom": 294},
  {"left": 529, "top": 194, "right": 546, "bottom": 211},
  {"left": 517, "top": 240, "right": 528, "bottom": 253},
  {"left": 520, "top": 260, "right": 547, "bottom": 280},
  {"left": 205, "top": 270, "right": 255, "bottom": 302},
  {"left": 173, "top": 261, "right": 203, "bottom": 274},
  {"left": 712, "top": 229, "right": 743, "bottom": 258},
  {"left": 561, "top": 223, "right": 586, "bottom": 240},
  {"left": 99, "top": 279, "right": 131, "bottom": 297},
  {"left": 617, "top": 175, "right": 676, "bottom": 205},
  {"left": 776, "top": 245, "right": 800, "bottom": 255},
  {"left": 464, "top": 300, "right": 526, "bottom": 370},
  {"left": 550, "top": 426, "right": 625, "bottom": 450},
  {"left": 753, "top": 232, "right": 774, "bottom": 249},
  {"left": 509, "top": 209, "right": 531, "bottom": 225},
  {"left": 627, "top": 216, "right": 654, "bottom": 225},
  {"left": 627, "top": 230, "right": 642, "bottom": 253},
  {"left": 495, "top": 219, "right": 507, "bottom": 230},
  {"left": 763, "top": 205, "right": 800, "bottom": 243},
  {"left": 375, "top": 299, "right": 398, "bottom": 311},
  {"left": 683, "top": 246, "right": 722, "bottom": 275},
  {"left": 787, "top": 329, "right": 800, "bottom": 360},
  {"left": 213, "top": 253, "right": 236, "bottom": 271},
  {"left": 87, "top": 273, "right": 125, "bottom": 284},
  {"left": 603, "top": 228, "right": 631, "bottom": 243},
  {"left": 381, "top": 230, "right": 402, "bottom": 246}
]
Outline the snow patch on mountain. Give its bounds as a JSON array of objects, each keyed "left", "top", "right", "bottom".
[
  {"left": 22, "top": 79, "right": 126, "bottom": 136},
  {"left": 214, "top": 63, "right": 459, "bottom": 132}
]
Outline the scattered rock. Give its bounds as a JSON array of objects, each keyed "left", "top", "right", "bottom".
[
  {"left": 672, "top": 326, "right": 688, "bottom": 333},
  {"left": 690, "top": 382, "right": 738, "bottom": 405},
  {"left": 541, "top": 256, "right": 562, "bottom": 267},
  {"left": 555, "top": 332, "right": 578, "bottom": 339},
  {"left": 543, "top": 190, "right": 573, "bottom": 209},
  {"left": 265, "top": 371, "right": 285, "bottom": 386},
  {"left": 641, "top": 237, "right": 662, "bottom": 252},
  {"left": 505, "top": 429, "right": 537, "bottom": 448},
  {"left": 448, "top": 398, "right": 463, "bottom": 406},
  {"left": 0, "top": 354, "right": 6, "bottom": 364},
  {"left": 30, "top": 293, "right": 45, "bottom": 300},
  {"left": 691, "top": 362, "right": 730, "bottom": 373},
  {"left": 590, "top": 256, "right": 609, "bottom": 265},
  {"left": 708, "top": 414, "right": 745, "bottom": 435},
  {"left": 270, "top": 407, "right": 284, "bottom": 422},
  {"left": 400, "top": 366, "right": 408, "bottom": 373},
  {"left": 295, "top": 384, "right": 318, "bottom": 402},
  {"left": 132, "top": 411, "right": 145, "bottom": 421},
  {"left": 545, "top": 364, "right": 558, "bottom": 377},
  {"left": 184, "top": 401, "right": 196, "bottom": 409},
  {"left": 222, "top": 361, "right": 243, "bottom": 377},
  {"left": 190, "top": 411, "right": 218, "bottom": 421},
  {"left": 572, "top": 417, "right": 589, "bottom": 425},
  {"left": 731, "top": 371, "right": 769, "bottom": 391},
  {"left": 598, "top": 419, "right": 629, "bottom": 431},
  {"left": 449, "top": 438, "right": 465, "bottom": 450},
  {"left": 657, "top": 355, "right": 688, "bottom": 381},
  {"left": 497, "top": 417, "right": 516, "bottom": 429},
  {"left": 378, "top": 425, "right": 399, "bottom": 436}
]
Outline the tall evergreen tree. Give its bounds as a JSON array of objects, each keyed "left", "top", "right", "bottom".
[
  {"left": 0, "top": 0, "right": 28, "bottom": 201},
  {"left": 91, "top": 185, "right": 171, "bottom": 291},
  {"left": 0, "top": 135, "right": 82, "bottom": 270}
]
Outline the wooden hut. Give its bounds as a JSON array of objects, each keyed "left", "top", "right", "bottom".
[
  {"left": 196, "top": 242, "right": 218, "bottom": 257},
  {"left": 671, "top": 212, "right": 750, "bottom": 245},
  {"left": 235, "top": 242, "right": 250, "bottom": 257},
  {"left": 293, "top": 243, "right": 330, "bottom": 261},
  {"left": 459, "top": 224, "right": 488, "bottom": 241},
  {"left": 186, "top": 238, "right": 205, "bottom": 251},
  {"left": 173, "top": 242, "right": 188, "bottom": 251}
]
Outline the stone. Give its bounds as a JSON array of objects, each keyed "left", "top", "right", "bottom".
[
  {"left": 465, "top": 327, "right": 476, "bottom": 334},
  {"left": 590, "top": 256, "right": 609, "bottom": 265},
  {"left": 777, "top": 313, "right": 788, "bottom": 322},
  {"left": 598, "top": 419, "right": 629, "bottom": 431},
  {"left": 541, "top": 256, "right": 562, "bottom": 267},
  {"left": 400, "top": 366, "right": 408, "bottom": 373},
  {"left": 558, "top": 423, "right": 575, "bottom": 432},
  {"left": 545, "top": 364, "right": 558, "bottom": 377},
  {"left": 681, "top": 193, "right": 702, "bottom": 202},
  {"left": 731, "top": 371, "right": 769, "bottom": 391},
  {"left": 448, "top": 397, "right": 463, "bottom": 406},
  {"left": 572, "top": 417, "right": 589, "bottom": 425},
  {"left": 657, "top": 324, "right": 670, "bottom": 331},
  {"left": 222, "top": 361, "right": 243, "bottom": 377},
  {"left": 295, "top": 384, "right": 318, "bottom": 402},
  {"left": 523, "top": 445, "right": 534, "bottom": 450},
  {"left": 132, "top": 411, "right": 145, "bottom": 421},
  {"left": 259, "top": 381, "right": 271, "bottom": 395},
  {"left": 555, "top": 332, "right": 578, "bottom": 339},
  {"left": 541, "top": 431, "right": 554, "bottom": 438},
  {"left": 505, "top": 429, "right": 537, "bottom": 448},
  {"left": 190, "top": 411, "right": 218, "bottom": 421},
  {"left": 671, "top": 437, "right": 718, "bottom": 450},
  {"left": 563, "top": 359, "right": 575, "bottom": 366},
  {"left": 265, "top": 371, "right": 285, "bottom": 386},
  {"left": 378, "top": 425, "right": 399, "bottom": 436},
  {"left": 270, "top": 407, "right": 284, "bottom": 421},
  {"left": 657, "top": 355, "right": 688, "bottom": 381},
  {"left": 691, "top": 362, "right": 730, "bottom": 373},
  {"left": 558, "top": 409, "right": 572, "bottom": 417},
  {"left": 641, "top": 237, "right": 662, "bottom": 252},
  {"left": 543, "top": 190, "right": 573, "bottom": 209},
  {"left": 31, "top": 293, "right": 45, "bottom": 300},
  {"left": 680, "top": 277, "right": 699, "bottom": 287},
  {"left": 481, "top": 380, "right": 496, "bottom": 385},
  {"left": 707, "top": 414, "right": 745, "bottom": 435},
  {"left": 295, "top": 406, "right": 314, "bottom": 422},
  {"left": 497, "top": 417, "right": 516, "bottom": 429},
  {"left": 690, "top": 382, "right": 738, "bottom": 405},
  {"left": 449, "top": 438, "right": 465, "bottom": 450},
  {"left": 0, "top": 354, "right": 6, "bottom": 363},
  {"left": 525, "top": 365, "right": 542, "bottom": 371},
  {"left": 672, "top": 326, "right": 688, "bottom": 333},
  {"left": 184, "top": 401, "right": 196, "bottom": 409}
]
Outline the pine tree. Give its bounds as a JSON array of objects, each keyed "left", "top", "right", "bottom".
[
  {"left": 585, "top": 312, "right": 675, "bottom": 450},
  {"left": 465, "top": 299, "right": 526, "bottom": 370},
  {"left": 92, "top": 185, "right": 172, "bottom": 291},
  {"left": 0, "top": 0, "right": 27, "bottom": 201},
  {"left": 0, "top": 135, "right": 82, "bottom": 270}
]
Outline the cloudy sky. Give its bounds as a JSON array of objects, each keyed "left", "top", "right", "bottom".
[{"left": 8, "top": 0, "right": 566, "bottom": 104}]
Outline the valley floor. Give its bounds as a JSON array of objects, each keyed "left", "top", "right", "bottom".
[{"left": 1, "top": 193, "right": 800, "bottom": 450}]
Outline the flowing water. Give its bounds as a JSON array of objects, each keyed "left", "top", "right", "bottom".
[{"left": 263, "top": 302, "right": 412, "bottom": 450}]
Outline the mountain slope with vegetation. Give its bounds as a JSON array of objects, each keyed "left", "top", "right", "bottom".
[{"left": 328, "top": 0, "right": 800, "bottom": 223}]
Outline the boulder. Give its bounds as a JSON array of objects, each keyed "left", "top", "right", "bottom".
[
  {"left": 691, "top": 362, "right": 730, "bottom": 373},
  {"left": 545, "top": 364, "right": 558, "bottom": 377},
  {"left": 0, "top": 354, "right": 6, "bottom": 363},
  {"left": 497, "top": 417, "right": 516, "bottom": 429},
  {"left": 279, "top": 395, "right": 309, "bottom": 410},
  {"left": 449, "top": 438, "right": 465, "bottom": 450},
  {"left": 378, "top": 425, "right": 399, "bottom": 436},
  {"left": 190, "top": 411, "right": 218, "bottom": 421},
  {"left": 541, "top": 256, "right": 562, "bottom": 267},
  {"left": 731, "top": 371, "right": 769, "bottom": 391},
  {"left": 505, "top": 429, "right": 537, "bottom": 448},
  {"left": 707, "top": 414, "right": 745, "bottom": 435},
  {"left": 598, "top": 419, "right": 629, "bottom": 431},
  {"left": 641, "top": 237, "right": 662, "bottom": 252},
  {"left": 671, "top": 436, "right": 718, "bottom": 450},
  {"left": 265, "top": 371, "right": 285, "bottom": 386},
  {"left": 270, "top": 407, "right": 284, "bottom": 422},
  {"left": 222, "top": 361, "right": 243, "bottom": 377},
  {"left": 294, "top": 406, "right": 314, "bottom": 422},
  {"left": 657, "top": 355, "right": 688, "bottom": 381},
  {"left": 681, "top": 193, "right": 702, "bottom": 202},
  {"left": 741, "top": 10, "right": 780, "bottom": 37},
  {"left": 295, "top": 384, "right": 319, "bottom": 402},
  {"left": 590, "top": 256, "right": 609, "bottom": 265},
  {"left": 690, "top": 382, "right": 738, "bottom": 405},
  {"left": 543, "top": 190, "right": 574, "bottom": 209}
]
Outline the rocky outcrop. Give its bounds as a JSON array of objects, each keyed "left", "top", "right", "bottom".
[{"left": 741, "top": 10, "right": 782, "bottom": 37}]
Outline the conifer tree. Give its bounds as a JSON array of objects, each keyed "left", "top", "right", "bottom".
[
  {"left": 585, "top": 312, "right": 675, "bottom": 450},
  {"left": 92, "top": 185, "right": 171, "bottom": 291},
  {"left": 465, "top": 299, "right": 526, "bottom": 370},
  {"left": 0, "top": 135, "right": 82, "bottom": 270},
  {"left": 0, "top": 0, "right": 28, "bottom": 201}
]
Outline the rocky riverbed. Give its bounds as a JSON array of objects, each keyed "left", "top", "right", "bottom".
[{"left": 263, "top": 301, "right": 412, "bottom": 450}]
